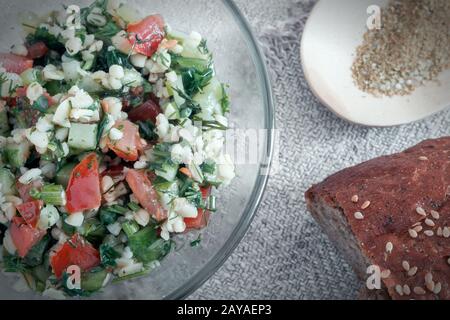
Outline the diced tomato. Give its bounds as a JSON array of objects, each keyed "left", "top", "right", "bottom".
[
  {"left": 107, "top": 120, "right": 143, "bottom": 162},
  {"left": 50, "top": 234, "right": 100, "bottom": 278},
  {"left": 65, "top": 153, "right": 101, "bottom": 214},
  {"left": 16, "top": 200, "right": 43, "bottom": 228},
  {"left": 127, "top": 99, "right": 162, "bottom": 124},
  {"left": 26, "top": 42, "right": 48, "bottom": 60},
  {"left": 185, "top": 186, "right": 212, "bottom": 230},
  {"left": 16, "top": 180, "right": 43, "bottom": 203},
  {"left": 127, "top": 15, "right": 165, "bottom": 57},
  {"left": 9, "top": 217, "right": 46, "bottom": 258},
  {"left": 125, "top": 169, "right": 167, "bottom": 221},
  {"left": 0, "top": 53, "right": 33, "bottom": 74}
]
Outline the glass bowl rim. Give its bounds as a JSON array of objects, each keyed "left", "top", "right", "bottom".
[{"left": 165, "top": 0, "right": 275, "bottom": 300}]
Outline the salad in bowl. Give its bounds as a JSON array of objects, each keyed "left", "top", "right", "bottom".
[{"left": 0, "top": 0, "right": 235, "bottom": 298}]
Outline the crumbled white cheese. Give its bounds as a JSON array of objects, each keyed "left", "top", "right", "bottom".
[{"left": 26, "top": 82, "right": 44, "bottom": 103}]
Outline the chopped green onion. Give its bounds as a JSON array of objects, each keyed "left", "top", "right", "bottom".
[
  {"left": 122, "top": 221, "right": 140, "bottom": 237},
  {"left": 206, "top": 195, "right": 216, "bottom": 212},
  {"left": 112, "top": 268, "right": 151, "bottom": 283},
  {"left": 105, "top": 204, "right": 128, "bottom": 215},
  {"left": 128, "top": 202, "right": 141, "bottom": 212},
  {"left": 40, "top": 184, "right": 66, "bottom": 206},
  {"left": 29, "top": 187, "right": 41, "bottom": 200}
]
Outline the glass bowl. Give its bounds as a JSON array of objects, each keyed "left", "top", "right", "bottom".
[{"left": 0, "top": 0, "right": 274, "bottom": 299}]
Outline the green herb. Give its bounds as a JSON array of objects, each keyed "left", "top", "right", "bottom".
[
  {"left": 190, "top": 234, "right": 202, "bottom": 247},
  {"left": 194, "top": 119, "right": 228, "bottom": 131},
  {"left": 184, "top": 183, "right": 204, "bottom": 208},
  {"left": 31, "top": 95, "right": 49, "bottom": 113},
  {"left": 2, "top": 254, "right": 27, "bottom": 273},
  {"left": 137, "top": 120, "right": 157, "bottom": 141},
  {"left": 23, "top": 235, "right": 51, "bottom": 267},
  {"left": 99, "top": 207, "right": 118, "bottom": 225},
  {"left": 220, "top": 83, "right": 231, "bottom": 114},
  {"left": 172, "top": 88, "right": 202, "bottom": 116},
  {"left": 26, "top": 27, "right": 65, "bottom": 53},
  {"left": 79, "top": 218, "right": 106, "bottom": 245},
  {"left": 200, "top": 160, "right": 216, "bottom": 175},
  {"left": 148, "top": 143, "right": 174, "bottom": 172},
  {"left": 104, "top": 204, "right": 128, "bottom": 215},
  {"left": 96, "top": 114, "right": 109, "bottom": 145},
  {"left": 99, "top": 244, "right": 120, "bottom": 267},
  {"left": 128, "top": 227, "right": 173, "bottom": 264},
  {"left": 198, "top": 39, "right": 210, "bottom": 55},
  {"left": 44, "top": 80, "right": 70, "bottom": 96},
  {"left": 92, "top": 21, "right": 121, "bottom": 43}
]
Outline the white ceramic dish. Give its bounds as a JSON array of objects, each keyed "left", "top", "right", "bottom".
[{"left": 301, "top": 0, "right": 450, "bottom": 127}]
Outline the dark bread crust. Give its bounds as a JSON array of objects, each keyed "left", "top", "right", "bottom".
[{"left": 306, "top": 138, "right": 450, "bottom": 300}]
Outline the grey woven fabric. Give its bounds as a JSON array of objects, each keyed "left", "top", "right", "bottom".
[{"left": 190, "top": 0, "right": 450, "bottom": 300}]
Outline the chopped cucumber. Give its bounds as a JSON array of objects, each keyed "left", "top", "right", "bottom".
[
  {"left": 162, "top": 101, "right": 180, "bottom": 120},
  {"left": 155, "top": 162, "right": 179, "bottom": 182},
  {"left": 0, "top": 168, "right": 16, "bottom": 196},
  {"left": 55, "top": 163, "right": 76, "bottom": 188},
  {"left": 0, "top": 109, "right": 10, "bottom": 136},
  {"left": 166, "top": 74, "right": 186, "bottom": 108},
  {"left": 172, "top": 55, "right": 210, "bottom": 71},
  {"left": 3, "top": 141, "right": 31, "bottom": 168},
  {"left": 193, "top": 78, "right": 224, "bottom": 117},
  {"left": 68, "top": 123, "right": 98, "bottom": 151}
]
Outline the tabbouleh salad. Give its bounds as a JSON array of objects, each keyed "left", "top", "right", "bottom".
[{"left": 0, "top": 0, "right": 235, "bottom": 298}]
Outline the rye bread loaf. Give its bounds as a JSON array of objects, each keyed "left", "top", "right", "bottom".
[{"left": 305, "top": 138, "right": 450, "bottom": 300}]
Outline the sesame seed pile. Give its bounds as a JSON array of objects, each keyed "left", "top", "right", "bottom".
[{"left": 351, "top": 0, "right": 450, "bottom": 97}]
